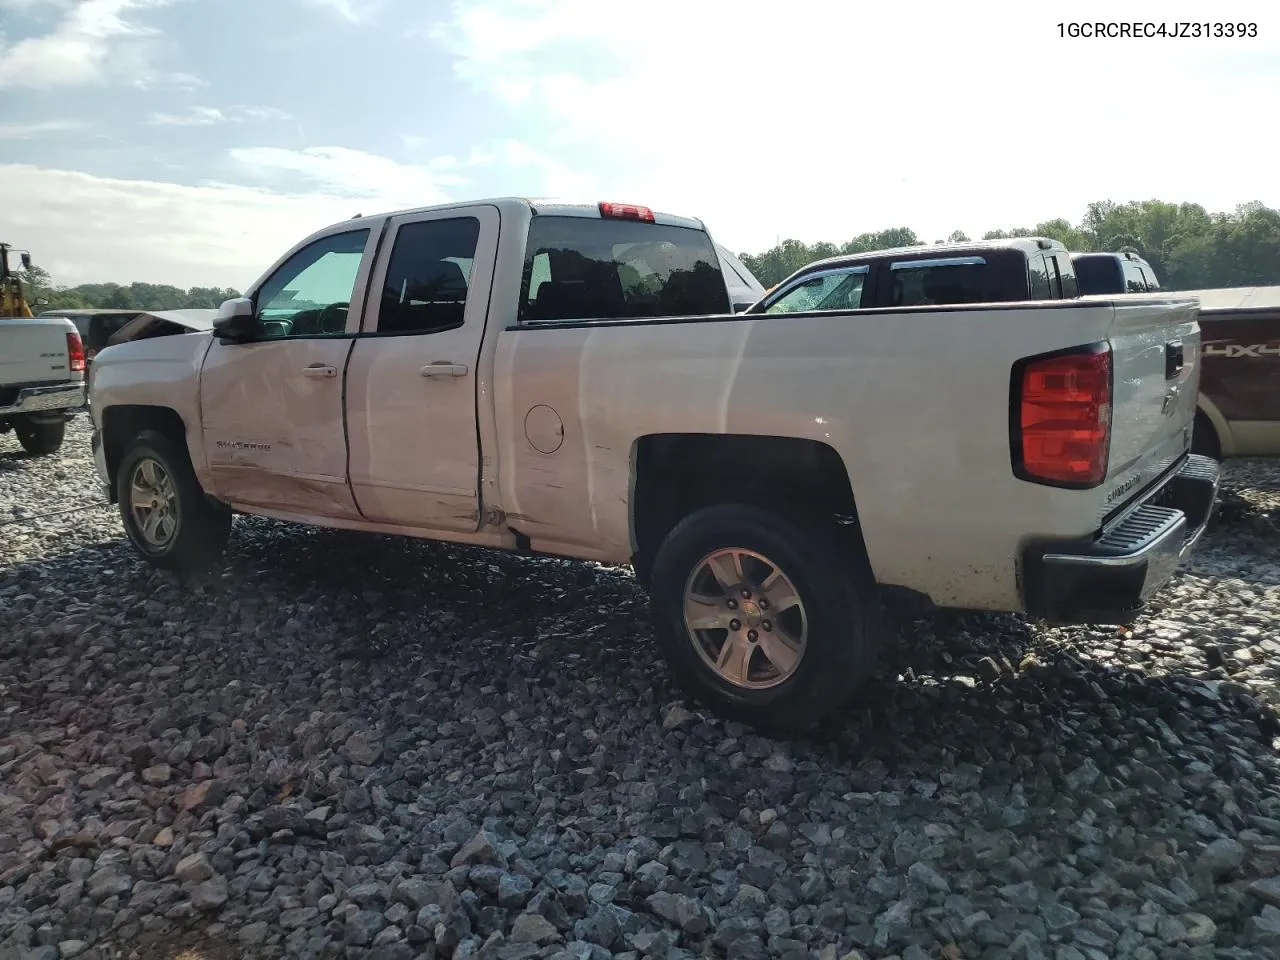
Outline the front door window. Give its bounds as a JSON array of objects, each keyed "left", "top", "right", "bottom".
[{"left": 255, "top": 229, "right": 370, "bottom": 338}]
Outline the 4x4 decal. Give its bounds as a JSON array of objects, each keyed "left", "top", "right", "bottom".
[{"left": 1202, "top": 342, "right": 1280, "bottom": 359}]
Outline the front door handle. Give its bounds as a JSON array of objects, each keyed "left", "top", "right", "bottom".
[
  {"left": 302, "top": 364, "right": 337, "bottom": 379},
  {"left": 420, "top": 362, "right": 469, "bottom": 378}
]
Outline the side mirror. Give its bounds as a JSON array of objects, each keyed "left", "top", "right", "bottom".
[
  {"left": 732, "top": 301, "right": 755, "bottom": 314},
  {"left": 20, "top": 252, "right": 32, "bottom": 270},
  {"left": 34, "top": 298, "right": 49, "bottom": 306},
  {"left": 212, "top": 297, "right": 258, "bottom": 342}
]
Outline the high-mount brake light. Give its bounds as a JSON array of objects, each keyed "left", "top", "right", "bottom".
[
  {"left": 1011, "top": 343, "right": 1112, "bottom": 488},
  {"left": 599, "top": 202, "right": 655, "bottom": 223},
  {"left": 66, "top": 329, "right": 86, "bottom": 373}
]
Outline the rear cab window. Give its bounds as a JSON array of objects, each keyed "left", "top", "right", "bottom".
[
  {"left": 519, "top": 216, "right": 730, "bottom": 322},
  {"left": 1048, "top": 253, "right": 1079, "bottom": 298},
  {"left": 1074, "top": 256, "right": 1123, "bottom": 295}
]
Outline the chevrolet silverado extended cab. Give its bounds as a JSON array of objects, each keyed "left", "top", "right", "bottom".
[
  {"left": 88, "top": 198, "right": 1219, "bottom": 730},
  {"left": 0, "top": 316, "right": 87, "bottom": 455},
  {"left": 747, "top": 236, "right": 1080, "bottom": 314}
]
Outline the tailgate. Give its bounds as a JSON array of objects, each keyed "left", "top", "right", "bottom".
[
  {"left": 0, "top": 319, "right": 72, "bottom": 385},
  {"left": 1103, "top": 296, "right": 1200, "bottom": 510}
]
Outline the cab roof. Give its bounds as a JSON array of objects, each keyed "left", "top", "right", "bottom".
[
  {"left": 799, "top": 236, "right": 1067, "bottom": 273},
  {"left": 347, "top": 197, "right": 707, "bottom": 233},
  {"left": 1071, "top": 250, "right": 1152, "bottom": 264}
]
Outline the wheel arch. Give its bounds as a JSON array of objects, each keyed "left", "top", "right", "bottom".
[
  {"left": 1195, "top": 395, "right": 1232, "bottom": 459},
  {"left": 628, "top": 432, "right": 864, "bottom": 588},
  {"left": 100, "top": 404, "right": 190, "bottom": 503}
]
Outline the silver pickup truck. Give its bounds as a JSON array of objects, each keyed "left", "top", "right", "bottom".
[
  {"left": 0, "top": 316, "right": 87, "bottom": 455},
  {"left": 88, "top": 197, "right": 1219, "bottom": 730}
]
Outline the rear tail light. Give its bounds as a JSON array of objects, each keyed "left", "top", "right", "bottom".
[
  {"left": 1011, "top": 343, "right": 1112, "bottom": 487},
  {"left": 66, "top": 329, "right": 86, "bottom": 373},
  {"left": 599, "top": 201, "right": 655, "bottom": 223}
]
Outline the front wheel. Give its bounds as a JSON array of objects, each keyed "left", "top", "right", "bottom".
[
  {"left": 16, "top": 419, "right": 66, "bottom": 456},
  {"left": 648, "top": 504, "right": 882, "bottom": 733},
  {"left": 116, "top": 430, "right": 232, "bottom": 573}
]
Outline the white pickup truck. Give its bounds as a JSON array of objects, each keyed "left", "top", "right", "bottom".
[
  {"left": 0, "top": 316, "right": 87, "bottom": 455},
  {"left": 88, "top": 198, "right": 1219, "bottom": 730}
]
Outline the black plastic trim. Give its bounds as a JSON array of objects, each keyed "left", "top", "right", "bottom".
[{"left": 1021, "top": 453, "right": 1220, "bottom": 625}]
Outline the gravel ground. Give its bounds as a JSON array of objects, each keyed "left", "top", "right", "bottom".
[{"left": 4, "top": 416, "right": 1280, "bottom": 960}]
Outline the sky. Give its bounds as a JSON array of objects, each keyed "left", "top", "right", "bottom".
[{"left": 0, "top": 0, "right": 1277, "bottom": 290}]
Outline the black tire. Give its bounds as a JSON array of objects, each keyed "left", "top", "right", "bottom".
[
  {"left": 16, "top": 419, "right": 65, "bottom": 456},
  {"left": 649, "top": 503, "right": 882, "bottom": 733},
  {"left": 116, "top": 429, "right": 232, "bottom": 573}
]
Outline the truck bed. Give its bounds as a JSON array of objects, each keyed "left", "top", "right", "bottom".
[{"left": 495, "top": 295, "right": 1201, "bottom": 611}]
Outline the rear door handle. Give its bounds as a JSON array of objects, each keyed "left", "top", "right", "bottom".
[
  {"left": 302, "top": 364, "right": 337, "bottom": 379},
  {"left": 420, "top": 362, "right": 469, "bottom": 378}
]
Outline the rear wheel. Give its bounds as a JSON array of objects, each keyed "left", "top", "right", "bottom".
[
  {"left": 649, "top": 503, "right": 882, "bottom": 732},
  {"left": 116, "top": 430, "right": 231, "bottom": 573},
  {"left": 15, "top": 419, "right": 65, "bottom": 456}
]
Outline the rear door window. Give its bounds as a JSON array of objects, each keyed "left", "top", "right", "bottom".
[
  {"left": 1029, "top": 255, "right": 1053, "bottom": 299},
  {"left": 519, "top": 217, "right": 730, "bottom": 322},
  {"left": 1121, "top": 260, "right": 1147, "bottom": 292},
  {"left": 375, "top": 217, "right": 480, "bottom": 336},
  {"left": 1050, "top": 254, "right": 1079, "bottom": 298},
  {"left": 886, "top": 257, "right": 989, "bottom": 306}
]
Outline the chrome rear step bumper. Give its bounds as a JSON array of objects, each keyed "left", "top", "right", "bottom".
[{"left": 1022, "top": 454, "right": 1221, "bottom": 624}]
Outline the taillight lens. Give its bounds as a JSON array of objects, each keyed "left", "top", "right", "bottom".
[
  {"left": 66, "top": 329, "right": 86, "bottom": 373},
  {"left": 598, "top": 201, "right": 656, "bottom": 222},
  {"left": 1012, "top": 344, "right": 1112, "bottom": 487}
]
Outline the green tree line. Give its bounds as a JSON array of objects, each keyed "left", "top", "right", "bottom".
[
  {"left": 739, "top": 199, "right": 1280, "bottom": 289},
  {"left": 14, "top": 198, "right": 1280, "bottom": 305},
  {"left": 17, "top": 263, "right": 241, "bottom": 312}
]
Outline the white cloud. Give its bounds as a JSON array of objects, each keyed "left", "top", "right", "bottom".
[
  {"left": 495, "top": 139, "right": 600, "bottom": 198},
  {"left": 0, "top": 118, "right": 89, "bottom": 139},
  {"left": 436, "top": 0, "right": 1280, "bottom": 253},
  {"left": 0, "top": 0, "right": 72, "bottom": 12},
  {"left": 147, "top": 105, "right": 292, "bottom": 126},
  {"left": 0, "top": 162, "right": 353, "bottom": 290},
  {"left": 302, "top": 0, "right": 381, "bottom": 24},
  {"left": 228, "top": 145, "right": 468, "bottom": 208},
  {"left": 0, "top": 0, "right": 190, "bottom": 89},
  {"left": 0, "top": 140, "right": 581, "bottom": 288}
]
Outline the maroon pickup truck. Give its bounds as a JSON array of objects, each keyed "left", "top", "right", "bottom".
[{"left": 1183, "top": 286, "right": 1280, "bottom": 460}]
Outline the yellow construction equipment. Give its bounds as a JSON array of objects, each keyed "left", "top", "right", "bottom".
[{"left": 1, "top": 242, "right": 35, "bottom": 318}]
